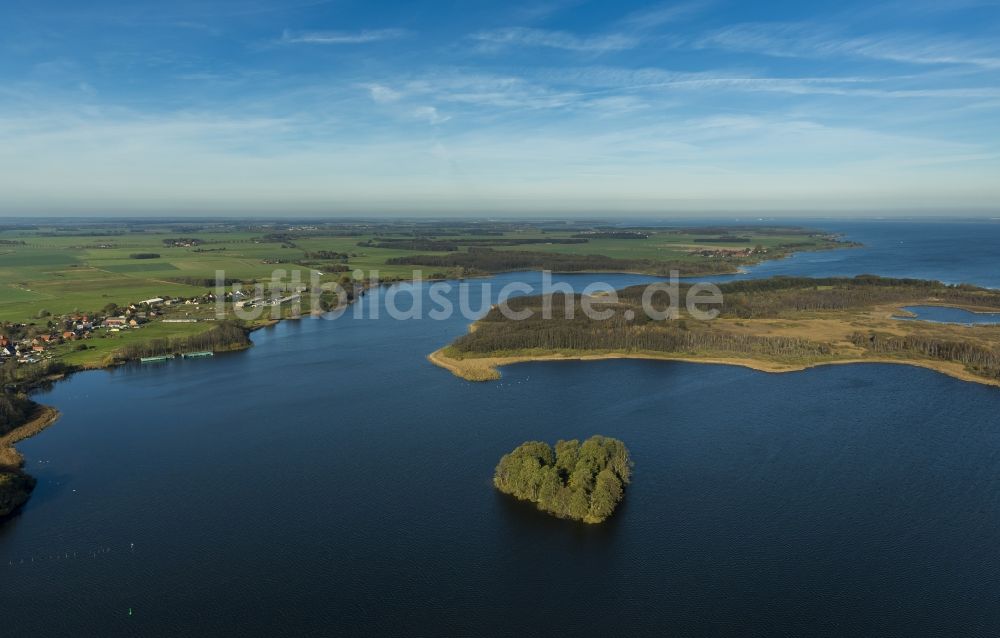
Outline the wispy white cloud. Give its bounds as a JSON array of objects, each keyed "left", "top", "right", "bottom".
[
  {"left": 411, "top": 105, "right": 451, "bottom": 125},
  {"left": 469, "top": 27, "right": 637, "bottom": 53},
  {"left": 279, "top": 28, "right": 408, "bottom": 45},
  {"left": 696, "top": 22, "right": 1000, "bottom": 69},
  {"left": 617, "top": 1, "right": 712, "bottom": 31},
  {"left": 364, "top": 83, "right": 404, "bottom": 103}
]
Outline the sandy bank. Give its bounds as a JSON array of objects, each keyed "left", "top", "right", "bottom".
[{"left": 429, "top": 348, "right": 1000, "bottom": 389}]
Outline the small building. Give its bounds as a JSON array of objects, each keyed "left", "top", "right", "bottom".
[
  {"left": 141, "top": 297, "right": 164, "bottom": 306},
  {"left": 63, "top": 331, "right": 77, "bottom": 340},
  {"left": 103, "top": 317, "right": 127, "bottom": 328}
]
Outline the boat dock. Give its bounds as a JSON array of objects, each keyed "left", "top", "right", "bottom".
[{"left": 181, "top": 351, "right": 214, "bottom": 359}]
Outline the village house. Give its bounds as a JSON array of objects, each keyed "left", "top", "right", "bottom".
[{"left": 103, "top": 317, "right": 127, "bottom": 328}]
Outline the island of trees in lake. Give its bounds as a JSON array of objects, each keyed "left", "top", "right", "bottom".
[{"left": 494, "top": 435, "right": 632, "bottom": 524}]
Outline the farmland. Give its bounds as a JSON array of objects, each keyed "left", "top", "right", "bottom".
[{"left": 0, "top": 219, "right": 853, "bottom": 370}]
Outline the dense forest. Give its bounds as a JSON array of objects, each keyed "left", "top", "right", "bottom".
[
  {"left": 0, "top": 393, "right": 35, "bottom": 437},
  {"left": 685, "top": 276, "right": 1000, "bottom": 318},
  {"left": 448, "top": 276, "right": 1000, "bottom": 379},
  {"left": 850, "top": 332, "right": 1000, "bottom": 379},
  {"left": 0, "top": 471, "right": 35, "bottom": 518},
  {"left": 454, "top": 305, "right": 830, "bottom": 361},
  {"left": 387, "top": 247, "right": 739, "bottom": 276},
  {"left": 493, "top": 436, "right": 632, "bottom": 524},
  {"left": 0, "top": 393, "right": 41, "bottom": 518}
]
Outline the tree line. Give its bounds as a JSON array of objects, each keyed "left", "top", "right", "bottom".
[
  {"left": 360, "top": 237, "right": 590, "bottom": 251},
  {"left": 850, "top": 332, "right": 1000, "bottom": 379},
  {"left": 614, "top": 276, "right": 1000, "bottom": 319},
  {"left": 388, "top": 247, "right": 737, "bottom": 276},
  {"left": 112, "top": 321, "right": 250, "bottom": 361}
]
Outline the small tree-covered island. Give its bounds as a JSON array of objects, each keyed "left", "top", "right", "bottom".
[{"left": 494, "top": 436, "right": 632, "bottom": 524}]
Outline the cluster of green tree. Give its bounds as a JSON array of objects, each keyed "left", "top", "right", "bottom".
[
  {"left": 254, "top": 234, "right": 298, "bottom": 248},
  {"left": 303, "top": 250, "right": 350, "bottom": 261},
  {"left": 112, "top": 321, "right": 250, "bottom": 361},
  {"left": 614, "top": 276, "right": 1000, "bottom": 320},
  {"left": 0, "top": 388, "right": 46, "bottom": 518},
  {"left": 359, "top": 239, "right": 459, "bottom": 251},
  {"left": 387, "top": 248, "right": 737, "bottom": 276},
  {"left": 493, "top": 436, "right": 632, "bottom": 523},
  {"left": 0, "top": 239, "right": 26, "bottom": 245},
  {"left": 850, "top": 332, "right": 1000, "bottom": 378},
  {"left": 128, "top": 253, "right": 161, "bottom": 259},
  {"left": 168, "top": 276, "right": 243, "bottom": 288},
  {"left": 1, "top": 359, "right": 71, "bottom": 393},
  {"left": 571, "top": 231, "right": 648, "bottom": 239}
]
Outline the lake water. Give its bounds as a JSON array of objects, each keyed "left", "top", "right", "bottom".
[
  {"left": 899, "top": 305, "right": 1000, "bottom": 325},
  {"left": 5, "top": 220, "right": 1000, "bottom": 636}
]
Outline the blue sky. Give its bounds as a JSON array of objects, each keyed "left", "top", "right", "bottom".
[{"left": 2, "top": 0, "right": 999, "bottom": 216}]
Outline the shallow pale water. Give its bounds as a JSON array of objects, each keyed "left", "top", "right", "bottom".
[{"left": 4, "top": 221, "right": 1000, "bottom": 636}]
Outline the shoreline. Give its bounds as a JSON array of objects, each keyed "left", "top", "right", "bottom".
[
  {"left": 0, "top": 240, "right": 859, "bottom": 523},
  {"left": 0, "top": 405, "right": 61, "bottom": 519},
  {"left": 1, "top": 404, "right": 62, "bottom": 469},
  {"left": 428, "top": 347, "right": 1000, "bottom": 389}
]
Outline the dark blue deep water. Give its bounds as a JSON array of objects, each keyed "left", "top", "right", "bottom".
[{"left": 4, "top": 220, "right": 1000, "bottom": 636}]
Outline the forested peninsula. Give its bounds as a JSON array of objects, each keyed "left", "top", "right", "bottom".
[
  {"left": 0, "top": 397, "right": 60, "bottom": 518},
  {"left": 433, "top": 276, "right": 1000, "bottom": 387},
  {"left": 494, "top": 436, "right": 632, "bottom": 523}
]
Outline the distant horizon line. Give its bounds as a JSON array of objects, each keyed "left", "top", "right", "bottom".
[{"left": 1, "top": 212, "right": 999, "bottom": 223}]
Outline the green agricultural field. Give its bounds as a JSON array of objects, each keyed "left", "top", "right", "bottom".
[{"left": 0, "top": 221, "right": 851, "bottom": 329}]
